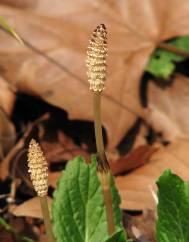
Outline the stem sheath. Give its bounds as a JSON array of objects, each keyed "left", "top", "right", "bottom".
[{"left": 98, "top": 172, "right": 115, "bottom": 235}]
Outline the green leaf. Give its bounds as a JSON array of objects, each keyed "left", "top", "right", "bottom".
[
  {"left": 156, "top": 169, "right": 189, "bottom": 242},
  {"left": 103, "top": 229, "right": 128, "bottom": 242},
  {"left": 0, "top": 16, "right": 23, "bottom": 44},
  {"left": 52, "top": 156, "right": 127, "bottom": 242},
  {"left": 146, "top": 36, "right": 189, "bottom": 79}
]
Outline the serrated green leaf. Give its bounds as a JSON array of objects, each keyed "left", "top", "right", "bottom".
[
  {"left": 156, "top": 169, "right": 189, "bottom": 242},
  {"left": 0, "top": 16, "right": 23, "bottom": 44},
  {"left": 146, "top": 36, "right": 189, "bottom": 79},
  {"left": 103, "top": 229, "right": 128, "bottom": 242},
  {"left": 52, "top": 156, "right": 126, "bottom": 242}
]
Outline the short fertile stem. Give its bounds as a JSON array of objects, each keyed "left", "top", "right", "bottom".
[
  {"left": 40, "top": 196, "right": 56, "bottom": 242},
  {"left": 27, "top": 139, "right": 56, "bottom": 242}
]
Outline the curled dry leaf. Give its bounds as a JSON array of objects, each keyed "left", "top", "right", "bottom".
[
  {"left": 109, "top": 145, "right": 158, "bottom": 175},
  {"left": 0, "top": 1, "right": 189, "bottom": 147},
  {"left": 0, "top": 76, "right": 15, "bottom": 115},
  {"left": 116, "top": 139, "right": 189, "bottom": 210},
  {"left": 0, "top": 108, "right": 15, "bottom": 160}
]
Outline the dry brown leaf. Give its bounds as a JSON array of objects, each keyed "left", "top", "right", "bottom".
[
  {"left": 11, "top": 196, "right": 52, "bottom": 219},
  {"left": 126, "top": 210, "right": 156, "bottom": 241},
  {"left": 0, "top": 0, "right": 37, "bottom": 9},
  {"left": 48, "top": 171, "right": 61, "bottom": 188},
  {"left": 116, "top": 139, "right": 189, "bottom": 210},
  {"left": 146, "top": 74, "right": 189, "bottom": 142},
  {"left": 0, "top": 1, "right": 189, "bottom": 148},
  {"left": 41, "top": 130, "right": 90, "bottom": 162}
]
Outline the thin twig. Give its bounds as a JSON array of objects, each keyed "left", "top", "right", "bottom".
[
  {"left": 158, "top": 42, "right": 189, "bottom": 58},
  {"left": 0, "top": 113, "right": 49, "bottom": 180},
  {"left": 0, "top": 217, "right": 36, "bottom": 242}
]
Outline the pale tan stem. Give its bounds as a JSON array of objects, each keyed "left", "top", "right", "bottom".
[
  {"left": 93, "top": 91, "right": 115, "bottom": 235},
  {"left": 93, "top": 92, "right": 106, "bottom": 164},
  {"left": 39, "top": 196, "right": 56, "bottom": 242}
]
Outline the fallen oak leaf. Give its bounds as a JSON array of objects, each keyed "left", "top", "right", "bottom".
[{"left": 115, "top": 138, "right": 189, "bottom": 210}]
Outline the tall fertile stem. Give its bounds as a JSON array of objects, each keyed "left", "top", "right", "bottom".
[
  {"left": 87, "top": 24, "right": 115, "bottom": 236},
  {"left": 93, "top": 91, "right": 115, "bottom": 235}
]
